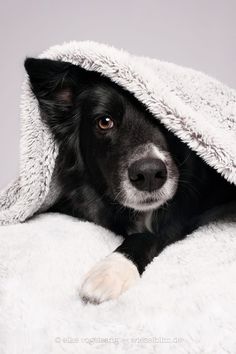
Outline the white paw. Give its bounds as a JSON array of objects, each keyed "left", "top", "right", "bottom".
[{"left": 79, "top": 252, "right": 140, "bottom": 304}]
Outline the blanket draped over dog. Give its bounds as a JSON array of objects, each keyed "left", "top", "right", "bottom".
[
  {"left": 1, "top": 41, "right": 236, "bottom": 354},
  {"left": 0, "top": 40, "right": 236, "bottom": 225}
]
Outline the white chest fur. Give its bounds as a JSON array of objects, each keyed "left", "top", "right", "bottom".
[{"left": 128, "top": 211, "right": 154, "bottom": 234}]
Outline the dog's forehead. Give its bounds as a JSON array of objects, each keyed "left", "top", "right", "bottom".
[
  {"left": 79, "top": 77, "right": 161, "bottom": 132},
  {"left": 81, "top": 82, "right": 124, "bottom": 113},
  {"left": 82, "top": 77, "right": 146, "bottom": 111},
  {"left": 90, "top": 81, "right": 124, "bottom": 101}
]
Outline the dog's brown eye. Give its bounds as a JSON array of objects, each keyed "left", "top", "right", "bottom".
[{"left": 97, "top": 116, "right": 114, "bottom": 130}]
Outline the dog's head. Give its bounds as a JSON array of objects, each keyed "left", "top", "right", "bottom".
[{"left": 25, "top": 58, "right": 179, "bottom": 211}]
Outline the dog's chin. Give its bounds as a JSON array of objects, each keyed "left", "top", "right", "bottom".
[{"left": 122, "top": 198, "right": 166, "bottom": 211}]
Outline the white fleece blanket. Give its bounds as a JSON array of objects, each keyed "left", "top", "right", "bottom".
[
  {"left": 0, "top": 41, "right": 236, "bottom": 353},
  {"left": 0, "top": 212, "right": 236, "bottom": 354}
]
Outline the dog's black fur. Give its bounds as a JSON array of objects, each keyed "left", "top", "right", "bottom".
[{"left": 25, "top": 58, "right": 236, "bottom": 276}]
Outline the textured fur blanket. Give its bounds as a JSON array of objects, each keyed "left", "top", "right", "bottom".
[
  {"left": 1, "top": 213, "right": 236, "bottom": 354},
  {"left": 0, "top": 41, "right": 236, "bottom": 353}
]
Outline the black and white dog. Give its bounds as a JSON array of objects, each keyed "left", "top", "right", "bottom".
[{"left": 25, "top": 58, "right": 236, "bottom": 304}]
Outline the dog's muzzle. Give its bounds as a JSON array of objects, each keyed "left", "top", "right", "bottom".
[{"left": 128, "top": 158, "right": 167, "bottom": 192}]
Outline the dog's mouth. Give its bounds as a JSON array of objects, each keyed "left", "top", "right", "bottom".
[
  {"left": 120, "top": 179, "right": 178, "bottom": 211},
  {"left": 118, "top": 153, "right": 179, "bottom": 211},
  {"left": 124, "top": 198, "right": 166, "bottom": 211},
  {"left": 118, "top": 166, "right": 179, "bottom": 211},
  {"left": 109, "top": 144, "right": 179, "bottom": 211}
]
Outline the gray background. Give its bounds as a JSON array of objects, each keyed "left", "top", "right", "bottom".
[{"left": 0, "top": 0, "right": 235, "bottom": 189}]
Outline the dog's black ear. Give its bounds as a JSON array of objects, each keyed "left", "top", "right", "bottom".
[
  {"left": 24, "top": 58, "right": 77, "bottom": 106},
  {"left": 24, "top": 58, "right": 81, "bottom": 140}
]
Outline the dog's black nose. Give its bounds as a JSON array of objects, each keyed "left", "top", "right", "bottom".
[{"left": 128, "top": 158, "right": 167, "bottom": 192}]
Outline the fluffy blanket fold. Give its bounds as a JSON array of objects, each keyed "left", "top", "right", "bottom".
[
  {"left": 0, "top": 41, "right": 236, "bottom": 353},
  {"left": 1, "top": 213, "right": 236, "bottom": 354}
]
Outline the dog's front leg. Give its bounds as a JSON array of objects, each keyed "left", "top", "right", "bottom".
[{"left": 79, "top": 233, "right": 162, "bottom": 304}]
